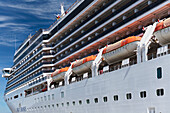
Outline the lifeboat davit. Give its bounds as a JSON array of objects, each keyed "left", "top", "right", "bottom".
[
  {"left": 102, "top": 36, "right": 141, "bottom": 64},
  {"left": 154, "top": 18, "right": 170, "bottom": 45},
  {"left": 51, "top": 67, "right": 69, "bottom": 82},
  {"left": 72, "top": 55, "right": 96, "bottom": 75}
]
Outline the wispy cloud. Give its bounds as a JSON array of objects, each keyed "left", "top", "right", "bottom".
[
  {"left": 0, "top": 36, "right": 19, "bottom": 47},
  {"left": 0, "top": 0, "right": 74, "bottom": 20},
  {"left": 0, "top": 23, "right": 29, "bottom": 28},
  {"left": 0, "top": 16, "right": 12, "bottom": 22}
]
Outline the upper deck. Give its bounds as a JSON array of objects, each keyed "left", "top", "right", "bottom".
[{"left": 4, "top": 0, "right": 170, "bottom": 95}]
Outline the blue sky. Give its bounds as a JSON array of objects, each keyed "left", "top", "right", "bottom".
[{"left": 0, "top": 0, "right": 75, "bottom": 112}]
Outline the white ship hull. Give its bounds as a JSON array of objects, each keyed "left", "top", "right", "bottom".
[{"left": 6, "top": 54, "right": 170, "bottom": 113}]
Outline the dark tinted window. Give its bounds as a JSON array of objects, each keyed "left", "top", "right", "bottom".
[
  {"left": 157, "top": 67, "right": 162, "bottom": 79},
  {"left": 156, "top": 88, "right": 164, "bottom": 96},
  {"left": 113, "top": 95, "right": 118, "bottom": 101},
  {"left": 126, "top": 93, "right": 132, "bottom": 100},
  {"left": 140, "top": 91, "right": 146, "bottom": 98}
]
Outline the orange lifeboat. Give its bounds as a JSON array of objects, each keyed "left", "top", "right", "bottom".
[
  {"left": 51, "top": 67, "right": 69, "bottom": 82},
  {"left": 102, "top": 36, "right": 141, "bottom": 64},
  {"left": 72, "top": 55, "right": 96, "bottom": 75},
  {"left": 154, "top": 17, "right": 170, "bottom": 45}
]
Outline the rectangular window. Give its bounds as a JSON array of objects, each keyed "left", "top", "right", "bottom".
[
  {"left": 44, "top": 96, "right": 47, "bottom": 101},
  {"left": 126, "top": 93, "right": 132, "bottom": 100},
  {"left": 113, "top": 95, "right": 118, "bottom": 101},
  {"left": 67, "top": 102, "right": 69, "bottom": 106},
  {"left": 157, "top": 67, "right": 162, "bottom": 79},
  {"left": 103, "top": 96, "right": 108, "bottom": 102},
  {"left": 48, "top": 95, "right": 50, "bottom": 100},
  {"left": 52, "top": 94, "right": 54, "bottom": 100},
  {"left": 86, "top": 99, "right": 90, "bottom": 104},
  {"left": 56, "top": 104, "right": 59, "bottom": 107},
  {"left": 94, "top": 98, "right": 98, "bottom": 103},
  {"left": 79, "top": 100, "right": 82, "bottom": 105},
  {"left": 72, "top": 101, "right": 75, "bottom": 106},
  {"left": 156, "top": 88, "right": 164, "bottom": 96},
  {"left": 41, "top": 97, "right": 43, "bottom": 101},
  {"left": 140, "top": 91, "right": 146, "bottom": 98},
  {"left": 61, "top": 91, "right": 64, "bottom": 98},
  {"left": 62, "top": 103, "right": 64, "bottom": 107}
]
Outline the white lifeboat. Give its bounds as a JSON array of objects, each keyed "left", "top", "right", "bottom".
[
  {"left": 72, "top": 55, "right": 96, "bottom": 75},
  {"left": 51, "top": 67, "right": 69, "bottom": 82},
  {"left": 2, "top": 68, "right": 13, "bottom": 78},
  {"left": 154, "top": 17, "right": 170, "bottom": 46},
  {"left": 102, "top": 36, "right": 141, "bottom": 64}
]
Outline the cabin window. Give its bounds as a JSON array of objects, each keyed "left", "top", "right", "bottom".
[
  {"left": 79, "top": 100, "right": 82, "bottom": 105},
  {"left": 52, "top": 104, "right": 54, "bottom": 108},
  {"left": 113, "top": 95, "right": 118, "bottom": 101},
  {"left": 103, "top": 96, "right": 108, "bottom": 102},
  {"left": 67, "top": 102, "right": 69, "bottom": 106},
  {"left": 62, "top": 103, "right": 64, "bottom": 107},
  {"left": 94, "top": 98, "right": 98, "bottom": 103},
  {"left": 44, "top": 96, "right": 47, "bottom": 101},
  {"left": 140, "top": 91, "right": 146, "bottom": 98},
  {"left": 72, "top": 101, "right": 75, "bottom": 106},
  {"left": 61, "top": 91, "right": 64, "bottom": 98},
  {"left": 86, "top": 99, "right": 90, "bottom": 104},
  {"left": 126, "top": 93, "right": 132, "bottom": 100},
  {"left": 52, "top": 94, "right": 54, "bottom": 100},
  {"left": 41, "top": 97, "right": 43, "bottom": 101},
  {"left": 48, "top": 95, "right": 50, "bottom": 100},
  {"left": 56, "top": 104, "right": 59, "bottom": 107},
  {"left": 157, "top": 67, "right": 162, "bottom": 79},
  {"left": 14, "top": 95, "right": 18, "bottom": 99},
  {"left": 156, "top": 88, "right": 164, "bottom": 96}
]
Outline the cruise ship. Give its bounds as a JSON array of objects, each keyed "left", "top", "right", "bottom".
[{"left": 2, "top": 0, "right": 170, "bottom": 113}]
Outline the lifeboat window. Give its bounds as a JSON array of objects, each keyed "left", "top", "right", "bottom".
[
  {"left": 52, "top": 94, "right": 54, "bottom": 100},
  {"left": 156, "top": 88, "right": 164, "bottom": 96},
  {"left": 126, "top": 93, "right": 132, "bottom": 100},
  {"left": 67, "top": 102, "right": 69, "bottom": 106},
  {"left": 94, "top": 98, "right": 98, "bottom": 103},
  {"left": 72, "top": 101, "right": 75, "bottom": 106},
  {"left": 157, "top": 67, "right": 162, "bottom": 79},
  {"left": 103, "top": 96, "right": 108, "bottom": 102},
  {"left": 79, "top": 100, "right": 82, "bottom": 105},
  {"left": 86, "top": 99, "right": 90, "bottom": 104},
  {"left": 61, "top": 91, "right": 64, "bottom": 98},
  {"left": 113, "top": 95, "right": 118, "bottom": 101},
  {"left": 140, "top": 91, "right": 146, "bottom": 98}
]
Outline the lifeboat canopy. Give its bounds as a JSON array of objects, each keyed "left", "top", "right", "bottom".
[
  {"left": 102, "top": 36, "right": 141, "bottom": 64},
  {"left": 72, "top": 55, "right": 96, "bottom": 75},
  {"left": 154, "top": 17, "right": 170, "bottom": 45}
]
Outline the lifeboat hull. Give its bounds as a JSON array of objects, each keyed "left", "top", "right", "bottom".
[
  {"left": 72, "top": 61, "right": 93, "bottom": 75},
  {"left": 154, "top": 27, "right": 170, "bottom": 46},
  {"left": 103, "top": 41, "right": 139, "bottom": 64},
  {"left": 52, "top": 72, "right": 66, "bottom": 82}
]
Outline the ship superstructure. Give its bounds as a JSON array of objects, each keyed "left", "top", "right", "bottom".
[{"left": 2, "top": 0, "right": 170, "bottom": 113}]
